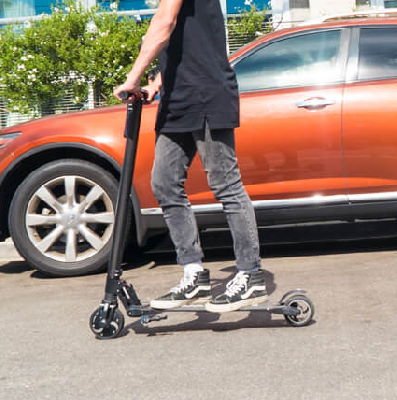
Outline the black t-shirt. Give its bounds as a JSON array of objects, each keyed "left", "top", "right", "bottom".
[{"left": 155, "top": 0, "right": 240, "bottom": 133}]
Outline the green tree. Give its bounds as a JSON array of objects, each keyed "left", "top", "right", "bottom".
[
  {"left": 228, "top": 6, "right": 270, "bottom": 50},
  {"left": 0, "top": 1, "right": 149, "bottom": 115}
]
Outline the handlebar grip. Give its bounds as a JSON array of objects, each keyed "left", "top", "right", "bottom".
[
  {"left": 119, "top": 91, "right": 130, "bottom": 101},
  {"left": 119, "top": 90, "right": 149, "bottom": 103}
]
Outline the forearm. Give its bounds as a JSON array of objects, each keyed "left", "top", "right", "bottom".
[
  {"left": 126, "top": 4, "right": 179, "bottom": 83},
  {"left": 114, "top": 0, "right": 182, "bottom": 100}
]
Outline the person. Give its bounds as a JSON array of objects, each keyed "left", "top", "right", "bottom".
[{"left": 113, "top": 0, "right": 267, "bottom": 313}]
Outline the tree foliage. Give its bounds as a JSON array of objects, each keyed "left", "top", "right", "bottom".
[
  {"left": 0, "top": 1, "right": 149, "bottom": 114},
  {"left": 228, "top": 5, "right": 269, "bottom": 46}
]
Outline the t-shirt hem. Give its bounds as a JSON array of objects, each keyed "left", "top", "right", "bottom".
[{"left": 156, "top": 122, "right": 239, "bottom": 133}]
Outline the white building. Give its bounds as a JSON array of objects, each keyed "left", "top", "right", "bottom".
[{"left": 271, "top": 0, "right": 397, "bottom": 27}]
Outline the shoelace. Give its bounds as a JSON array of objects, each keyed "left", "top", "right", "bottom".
[
  {"left": 225, "top": 272, "right": 249, "bottom": 297},
  {"left": 170, "top": 272, "right": 197, "bottom": 294}
]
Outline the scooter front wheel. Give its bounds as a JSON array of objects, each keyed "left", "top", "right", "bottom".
[
  {"left": 284, "top": 295, "right": 314, "bottom": 327},
  {"left": 89, "top": 307, "right": 125, "bottom": 339}
]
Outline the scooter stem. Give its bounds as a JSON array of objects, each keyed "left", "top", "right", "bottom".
[{"left": 104, "top": 98, "right": 143, "bottom": 301}]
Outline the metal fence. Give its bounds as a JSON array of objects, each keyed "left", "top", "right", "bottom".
[
  {"left": 0, "top": 87, "right": 98, "bottom": 128},
  {"left": 227, "top": 17, "right": 272, "bottom": 53}
]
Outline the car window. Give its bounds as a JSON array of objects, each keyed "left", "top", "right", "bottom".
[
  {"left": 358, "top": 28, "right": 397, "bottom": 81},
  {"left": 234, "top": 30, "right": 342, "bottom": 92}
]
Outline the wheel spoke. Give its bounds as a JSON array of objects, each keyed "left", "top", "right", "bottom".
[
  {"left": 79, "top": 185, "right": 105, "bottom": 212},
  {"left": 36, "top": 225, "right": 64, "bottom": 253},
  {"left": 35, "top": 186, "right": 63, "bottom": 213},
  {"left": 81, "top": 212, "right": 114, "bottom": 224},
  {"left": 26, "top": 214, "right": 59, "bottom": 226},
  {"left": 79, "top": 225, "right": 104, "bottom": 250},
  {"left": 64, "top": 176, "right": 76, "bottom": 207},
  {"left": 65, "top": 229, "right": 77, "bottom": 262}
]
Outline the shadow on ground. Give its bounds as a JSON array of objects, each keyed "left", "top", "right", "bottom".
[
  {"left": 133, "top": 235, "right": 397, "bottom": 268},
  {"left": 124, "top": 311, "right": 306, "bottom": 337},
  {"left": 2, "top": 222, "right": 397, "bottom": 279},
  {"left": 0, "top": 261, "right": 33, "bottom": 274}
]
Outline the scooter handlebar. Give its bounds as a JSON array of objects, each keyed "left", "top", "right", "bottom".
[{"left": 119, "top": 90, "right": 149, "bottom": 103}]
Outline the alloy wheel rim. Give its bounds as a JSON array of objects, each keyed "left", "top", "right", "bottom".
[
  {"left": 26, "top": 175, "right": 114, "bottom": 263},
  {"left": 289, "top": 299, "right": 311, "bottom": 324}
]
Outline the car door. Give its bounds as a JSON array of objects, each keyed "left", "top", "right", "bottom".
[
  {"left": 342, "top": 26, "right": 397, "bottom": 201},
  {"left": 231, "top": 29, "right": 348, "bottom": 207}
]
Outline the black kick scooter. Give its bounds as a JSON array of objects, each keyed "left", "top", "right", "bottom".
[{"left": 89, "top": 93, "right": 315, "bottom": 340}]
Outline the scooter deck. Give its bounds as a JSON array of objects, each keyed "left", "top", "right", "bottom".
[
  {"left": 150, "top": 301, "right": 277, "bottom": 313},
  {"left": 134, "top": 299, "right": 294, "bottom": 316},
  {"left": 135, "top": 299, "right": 300, "bottom": 325}
]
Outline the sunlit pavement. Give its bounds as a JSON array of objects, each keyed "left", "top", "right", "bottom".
[{"left": 0, "top": 240, "right": 396, "bottom": 400}]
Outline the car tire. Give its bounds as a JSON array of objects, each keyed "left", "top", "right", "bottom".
[{"left": 8, "top": 159, "right": 127, "bottom": 277}]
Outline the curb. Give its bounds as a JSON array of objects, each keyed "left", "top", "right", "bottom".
[{"left": 0, "top": 238, "right": 23, "bottom": 261}]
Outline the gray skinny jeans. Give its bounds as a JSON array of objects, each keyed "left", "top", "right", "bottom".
[{"left": 151, "top": 124, "right": 261, "bottom": 272}]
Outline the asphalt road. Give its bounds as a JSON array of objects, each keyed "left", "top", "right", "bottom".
[{"left": 0, "top": 241, "right": 396, "bottom": 400}]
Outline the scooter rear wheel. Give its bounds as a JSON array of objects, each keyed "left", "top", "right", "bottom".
[
  {"left": 284, "top": 295, "right": 314, "bottom": 327},
  {"left": 89, "top": 307, "right": 125, "bottom": 339}
]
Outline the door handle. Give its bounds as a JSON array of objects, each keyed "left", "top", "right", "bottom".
[{"left": 296, "top": 97, "right": 335, "bottom": 110}]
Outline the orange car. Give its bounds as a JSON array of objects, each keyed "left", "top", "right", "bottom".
[{"left": 1, "top": 16, "right": 397, "bottom": 276}]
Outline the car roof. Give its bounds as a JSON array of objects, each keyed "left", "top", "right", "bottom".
[
  {"left": 230, "top": 16, "right": 397, "bottom": 61},
  {"left": 301, "top": 8, "right": 397, "bottom": 25}
]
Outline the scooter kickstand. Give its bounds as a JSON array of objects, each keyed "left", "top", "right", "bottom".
[{"left": 140, "top": 313, "right": 168, "bottom": 326}]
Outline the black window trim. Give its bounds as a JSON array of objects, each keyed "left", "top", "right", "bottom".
[
  {"left": 346, "top": 25, "right": 397, "bottom": 84},
  {"left": 232, "top": 27, "right": 351, "bottom": 94}
]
